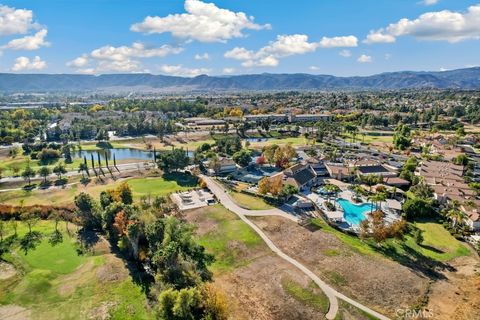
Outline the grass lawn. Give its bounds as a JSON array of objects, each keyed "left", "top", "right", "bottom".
[
  {"left": 342, "top": 132, "right": 393, "bottom": 145},
  {"left": 310, "top": 218, "right": 470, "bottom": 262},
  {"left": 281, "top": 278, "right": 329, "bottom": 314},
  {"left": 229, "top": 192, "right": 274, "bottom": 210},
  {"left": 196, "top": 205, "right": 264, "bottom": 273},
  {"left": 0, "top": 154, "right": 139, "bottom": 178},
  {"left": 247, "top": 136, "right": 308, "bottom": 149},
  {"left": 406, "top": 221, "right": 470, "bottom": 261},
  {"left": 81, "top": 138, "right": 216, "bottom": 152},
  {"left": 0, "top": 173, "right": 198, "bottom": 206},
  {"left": 0, "top": 220, "right": 152, "bottom": 319}
]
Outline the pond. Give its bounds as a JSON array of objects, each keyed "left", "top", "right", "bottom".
[
  {"left": 245, "top": 137, "right": 271, "bottom": 142},
  {"left": 75, "top": 148, "right": 194, "bottom": 161}
]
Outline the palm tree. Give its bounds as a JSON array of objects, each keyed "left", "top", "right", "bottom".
[
  {"left": 368, "top": 192, "right": 387, "bottom": 213},
  {"left": 445, "top": 209, "right": 467, "bottom": 228},
  {"left": 323, "top": 184, "right": 341, "bottom": 206}
]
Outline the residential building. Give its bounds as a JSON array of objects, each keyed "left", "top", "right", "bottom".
[
  {"left": 416, "top": 160, "right": 480, "bottom": 230},
  {"left": 270, "top": 163, "right": 318, "bottom": 191}
]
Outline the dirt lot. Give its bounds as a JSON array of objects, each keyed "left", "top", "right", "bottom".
[
  {"left": 427, "top": 255, "right": 480, "bottom": 320},
  {"left": 250, "top": 215, "right": 430, "bottom": 317},
  {"left": 185, "top": 207, "right": 376, "bottom": 320},
  {"left": 186, "top": 207, "right": 330, "bottom": 319}
]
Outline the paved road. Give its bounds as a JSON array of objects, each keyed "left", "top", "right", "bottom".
[{"left": 201, "top": 175, "right": 390, "bottom": 320}]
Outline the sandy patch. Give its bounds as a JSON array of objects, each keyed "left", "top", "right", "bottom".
[
  {"left": 427, "top": 255, "right": 480, "bottom": 320},
  {"left": 0, "top": 305, "right": 31, "bottom": 320},
  {"left": 0, "top": 262, "right": 17, "bottom": 280},
  {"left": 96, "top": 254, "right": 129, "bottom": 283}
]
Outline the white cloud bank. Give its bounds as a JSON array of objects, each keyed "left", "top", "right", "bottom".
[
  {"left": 2, "top": 29, "right": 49, "bottom": 50},
  {"left": 0, "top": 5, "right": 49, "bottom": 57},
  {"left": 225, "top": 34, "right": 357, "bottom": 67},
  {"left": 365, "top": 4, "right": 480, "bottom": 43},
  {"left": 0, "top": 5, "right": 38, "bottom": 36},
  {"left": 159, "top": 64, "right": 210, "bottom": 77},
  {"left": 11, "top": 56, "right": 46, "bottom": 71},
  {"left": 131, "top": 0, "right": 270, "bottom": 43},
  {"left": 67, "top": 42, "right": 183, "bottom": 74}
]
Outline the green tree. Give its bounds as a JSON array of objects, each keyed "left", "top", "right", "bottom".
[
  {"left": 38, "top": 166, "right": 51, "bottom": 184},
  {"left": 157, "top": 149, "right": 190, "bottom": 173},
  {"left": 145, "top": 217, "right": 214, "bottom": 289},
  {"left": 74, "top": 192, "right": 100, "bottom": 228},
  {"left": 232, "top": 149, "right": 252, "bottom": 167},
  {"left": 21, "top": 165, "right": 36, "bottom": 185},
  {"left": 78, "top": 162, "right": 88, "bottom": 178},
  {"left": 117, "top": 182, "right": 133, "bottom": 205},
  {"left": 402, "top": 198, "right": 434, "bottom": 219},
  {"left": 393, "top": 124, "right": 412, "bottom": 150},
  {"left": 53, "top": 163, "right": 67, "bottom": 179}
]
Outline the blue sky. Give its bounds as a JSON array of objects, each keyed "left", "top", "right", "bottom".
[{"left": 0, "top": 0, "right": 479, "bottom": 76}]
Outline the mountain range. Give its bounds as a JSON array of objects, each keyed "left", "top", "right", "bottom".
[{"left": 1, "top": 67, "right": 480, "bottom": 92}]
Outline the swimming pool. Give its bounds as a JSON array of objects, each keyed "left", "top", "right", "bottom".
[{"left": 336, "top": 199, "right": 373, "bottom": 225}]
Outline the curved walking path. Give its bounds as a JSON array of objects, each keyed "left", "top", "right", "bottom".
[{"left": 201, "top": 175, "right": 390, "bottom": 320}]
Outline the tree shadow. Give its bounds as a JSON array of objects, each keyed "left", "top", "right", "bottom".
[
  {"left": 376, "top": 242, "right": 455, "bottom": 280},
  {"left": 163, "top": 172, "right": 198, "bottom": 187},
  {"left": 109, "top": 241, "right": 154, "bottom": 294},
  {"left": 77, "top": 228, "right": 100, "bottom": 252},
  {"left": 419, "top": 244, "right": 445, "bottom": 254}
]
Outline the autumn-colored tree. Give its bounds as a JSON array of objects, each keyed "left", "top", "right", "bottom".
[
  {"left": 258, "top": 177, "right": 271, "bottom": 195},
  {"left": 270, "top": 175, "right": 284, "bottom": 196},
  {"left": 370, "top": 210, "right": 389, "bottom": 243},
  {"left": 256, "top": 155, "right": 266, "bottom": 165},
  {"left": 388, "top": 219, "right": 408, "bottom": 240},
  {"left": 201, "top": 284, "right": 229, "bottom": 320},
  {"left": 113, "top": 211, "right": 128, "bottom": 237}
]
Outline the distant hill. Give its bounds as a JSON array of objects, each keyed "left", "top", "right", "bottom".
[{"left": 1, "top": 67, "right": 480, "bottom": 92}]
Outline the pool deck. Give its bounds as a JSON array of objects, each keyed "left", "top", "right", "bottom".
[{"left": 304, "top": 189, "right": 402, "bottom": 233}]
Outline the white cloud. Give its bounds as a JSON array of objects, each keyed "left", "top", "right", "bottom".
[
  {"left": 222, "top": 67, "right": 236, "bottom": 74},
  {"left": 225, "top": 34, "right": 357, "bottom": 68},
  {"left": 309, "top": 66, "right": 319, "bottom": 71},
  {"left": 357, "top": 54, "right": 372, "bottom": 63},
  {"left": 159, "top": 64, "right": 210, "bottom": 77},
  {"left": 224, "top": 47, "right": 255, "bottom": 60},
  {"left": 66, "top": 55, "right": 89, "bottom": 68},
  {"left": 364, "top": 4, "right": 480, "bottom": 43},
  {"left": 11, "top": 56, "right": 46, "bottom": 71},
  {"left": 364, "top": 32, "right": 396, "bottom": 44},
  {"left": 194, "top": 53, "right": 210, "bottom": 60},
  {"left": 318, "top": 36, "right": 358, "bottom": 48},
  {"left": 0, "top": 5, "right": 38, "bottom": 36},
  {"left": 339, "top": 49, "right": 351, "bottom": 58},
  {"left": 2, "top": 29, "right": 49, "bottom": 50},
  {"left": 384, "top": 53, "right": 392, "bottom": 60},
  {"left": 68, "top": 42, "right": 183, "bottom": 74},
  {"left": 131, "top": 0, "right": 270, "bottom": 43},
  {"left": 421, "top": 0, "right": 439, "bottom": 6},
  {"left": 90, "top": 43, "right": 183, "bottom": 61}
]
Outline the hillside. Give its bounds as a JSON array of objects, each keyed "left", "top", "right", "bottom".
[{"left": 1, "top": 67, "right": 480, "bottom": 92}]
